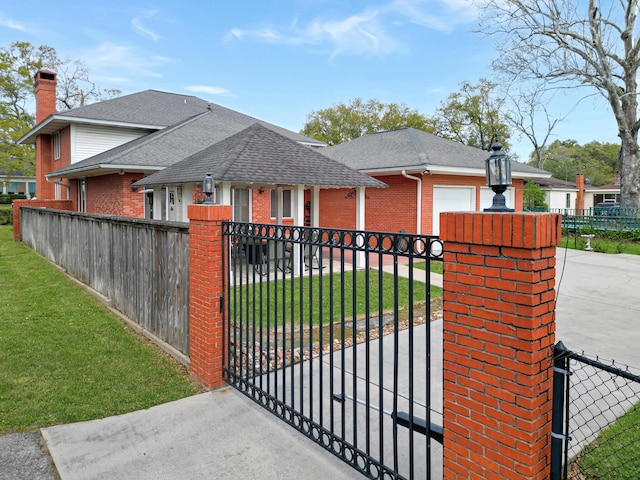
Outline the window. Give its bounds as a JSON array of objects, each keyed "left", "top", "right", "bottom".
[
  {"left": 53, "top": 132, "right": 61, "bottom": 160},
  {"left": 566, "top": 193, "right": 571, "bottom": 209},
  {"left": 270, "top": 189, "right": 292, "bottom": 218},
  {"left": 233, "top": 189, "right": 250, "bottom": 222}
]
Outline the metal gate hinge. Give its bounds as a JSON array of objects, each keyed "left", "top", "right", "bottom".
[{"left": 553, "top": 366, "right": 571, "bottom": 376}]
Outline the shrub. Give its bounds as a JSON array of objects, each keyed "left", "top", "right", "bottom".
[
  {"left": 0, "top": 209, "right": 12, "bottom": 225},
  {"left": 0, "top": 194, "right": 27, "bottom": 204}
]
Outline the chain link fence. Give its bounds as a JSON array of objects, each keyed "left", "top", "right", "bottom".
[{"left": 552, "top": 342, "right": 640, "bottom": 480}]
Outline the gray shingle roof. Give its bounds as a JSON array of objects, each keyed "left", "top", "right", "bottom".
[
  {"left": 48, "top": 106, "right": 326, "bottom": 178},
  {"left": 56, "top": 90, "right": 210, "bottom": 125},
  {"left": 23, "top": 89, "right": 326, "bottom": 147},
  {"left": 321, "top": 128, "right": 549, "bottom": 176},
  {"left": 529, "top": 177, "right": 577, "bottom": 189},
  {"left": 134, "top": 123, "right": 386, "bottom": 189}
]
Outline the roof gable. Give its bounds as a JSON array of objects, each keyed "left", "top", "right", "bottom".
[{"left": 135, "top": 123, "right": 385, "bottom": 189}]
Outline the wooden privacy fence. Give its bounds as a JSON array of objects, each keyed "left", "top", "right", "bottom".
[{"left": 19, "top": 207, "right": 190, "bottom": 357}]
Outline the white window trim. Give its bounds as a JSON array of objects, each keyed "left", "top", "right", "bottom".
[
  {"left": 270, "top": 189, "right": 292, "bottom": 218},
  {"left": 53, "top": 132, "right": 61, "bottom": 160}
]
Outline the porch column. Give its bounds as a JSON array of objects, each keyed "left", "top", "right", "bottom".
[
  {"left": 291, "top": 184, "right": 305, "bottom": 270},
  {"left": 188, "top": 203, "right": 233, "bottom": 389},
  {"left": 355, "top": 187, "right": 366, "bottom": 264},
  {"left": 218, "top": 182, "right": 232, "bottom": 206},
  {"left": 311, "top": 186, "right": 320, "bottom": 227},
  {"left": 440, "top": 212, "right": 561, "bottom": 479}
]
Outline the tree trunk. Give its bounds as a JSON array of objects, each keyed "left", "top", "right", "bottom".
[{"left": 620, "top": 147, "right": 640, "bottom": 208}]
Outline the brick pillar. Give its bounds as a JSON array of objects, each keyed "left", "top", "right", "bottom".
[
  {"left": 12, "top": 200, "right": 73, "bottom": 241},
  {"left": 440, "top": 212, "right": 561, "bottom": 480},
  {"left": 188, "top": 204, "right": 232, "bottom": 389},
  {"left": 575, "top": 174, "right": 584, "bottom": 211}
]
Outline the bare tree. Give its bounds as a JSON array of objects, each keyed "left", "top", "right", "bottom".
[
  {"left": 56, "top": 60, "right": 120, "bottom": 110},
  {"left": 479, "top": 0, "right": 640, "bottom": 207},
  {"left": 504, "top": 83, "right": 566, "bottom": 169}
]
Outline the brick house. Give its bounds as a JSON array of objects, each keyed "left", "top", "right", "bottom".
[
  {"left": 21, "top": 69, "right": 326, "bottom": 221},
  {"left": 319, "top": 128, "right": 549, "bottom": 234},
  {"left": 23, "top": 69, "right": 549, "bottom": 233}
]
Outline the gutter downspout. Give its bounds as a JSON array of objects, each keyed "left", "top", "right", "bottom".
[
  {"left": 46, "top": 177, "right": 71, "bottom": 200},
  {"left": 402, "top": 170, "right": 421, "bottom": 235}
]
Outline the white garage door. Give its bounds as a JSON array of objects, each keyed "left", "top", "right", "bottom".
[
  {"left": 480, "top": 186, "right": 515, "bottom": 211},
  {"left": 433, "top": 186, "right": 475, "bottom": 235}
]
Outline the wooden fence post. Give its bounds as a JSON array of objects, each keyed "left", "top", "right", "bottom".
[{"left": 440, "top": 212, "right": 562, "bottom": 479}]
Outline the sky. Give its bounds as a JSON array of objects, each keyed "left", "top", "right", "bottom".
[{"left": 0, "top": 0, "right": 621, "bottom": 162}]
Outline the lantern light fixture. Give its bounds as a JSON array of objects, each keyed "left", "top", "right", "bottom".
[
  {"left": 203, "top": 173, "right": 214, "bottom": 204},
  {"left": 484, "top": 139, "right": 514, "bottom": 212}
]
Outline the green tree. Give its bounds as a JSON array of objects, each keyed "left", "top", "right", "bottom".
[
  {"left": 479, "top": 0, "right": 640, "bottom": 207},
  {"left": 532, "top": 139, "right": 619, "bottom": 186},
  {"left": 431, "top": 79, "right": 511, "bottom": 151},
  {"left": 0, "top": 41, "right": 120, "bottom": 177},
  {"left": 301, "top": 98, "right": 433, "bottom": 146},
  {"left": 523, "top": 181, "right": 548, "bottom": 211}
]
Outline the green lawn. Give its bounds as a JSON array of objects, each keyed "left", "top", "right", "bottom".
[
  {"left": 577, "top": 403, "right": 640, "bottom": 479},
  {"left": 561, "top": 235, "right": 640, "bottom": 255},
  {"left": 0, "top": 225, "right": 202, "bottom": 433},
  {"left": 231, "top": 269, "right": 442, "bottom": 327},
  {"left": 414, "top": 259, "right": 444, "bottom": 274}
]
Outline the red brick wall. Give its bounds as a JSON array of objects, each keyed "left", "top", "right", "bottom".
[
  {"left": 318, "top": 173, "right": 525, "bottom": 234},
  {"left": 86, "top": 173, "right": 145, "bottom": 218},
  {"left": 35, "top": 135, "right": 54, "bottom": 200},
  {"left": 252, "top": 189, "right": 271, "bottom": 223},
  {"left": 440, "top": 212, "right": 561, "bottom": 479}
]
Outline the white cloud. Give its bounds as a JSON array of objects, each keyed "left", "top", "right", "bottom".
[
  {"left": 227, "top": 8, "right": 403, "bottom": 57},
  {"left": 225, "top": 0, "right": 479, "bottom": 58},
  {"left": 0, "top": 14, "right": 30, "bottom": 33},
  {"left": 391, "top": 0, "right": 480, "bottom": 31},
  {"left": 185, "top": 85, "right": 232, "bottom": 96},
  {"left": 80, "top": 42, "right": 172, "bottom": 83},
  {"left": 131, "top": 10, "right": 160, "bottom": 41}
]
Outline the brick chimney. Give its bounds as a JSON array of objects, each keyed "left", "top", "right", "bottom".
[
  {"left": 614, "top": 171, "right": 621, "bottom": 186},
  {"left": 34, "top": 69, "right": 58, "bottom": 199},
  {"left": 575, "top": 174, "right": 585, "bottom": 211},
  {"left": 34, "top": 69, "right": 57, "bottom": 123}
]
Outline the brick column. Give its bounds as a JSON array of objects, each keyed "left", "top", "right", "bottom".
[
  {"left": 440, "top": 212, "right": 561, "bottom": 479},
  {"left": 188, "top": 204, "right": 232, "bottom": 389},
  {"left": 12, "top": 200, "right": 73, "bottom": 241}
]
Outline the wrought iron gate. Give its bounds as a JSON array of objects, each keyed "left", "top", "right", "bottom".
[
  {"left": 551, "top": 341, "right": 640, "bottom": 480},
  {"left": 221, "top": 222, "right": 443, "bottom": 479}
]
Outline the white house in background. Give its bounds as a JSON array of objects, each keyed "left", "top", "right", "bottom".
[
  {"left": 584, "top": 176, "right": 621, "bottom": 208},
  {"left": 0, "top": 168, "right": 35, "bottom": 198},
  {"left": 528, "top": 177, "right": 578, "bottom": 211}
]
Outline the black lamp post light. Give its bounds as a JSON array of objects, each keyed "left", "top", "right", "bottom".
[
  {"left": 203, "top": 172, "right": 215, "bottom": 204},
  {"left": 484, "top": 139, "right": 514, "bottom": 212}
]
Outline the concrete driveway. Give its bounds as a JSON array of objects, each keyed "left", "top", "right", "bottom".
[
  {"left": 5, "top": 247, "right": 640, "bottom": 479},
  {"left": 554, "top": 247, "right": 640, "bottom": 366}
]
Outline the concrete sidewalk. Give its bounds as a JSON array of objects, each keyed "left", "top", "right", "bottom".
[{"left": 41, "top": 388, "right": 360, "bottom": 480}]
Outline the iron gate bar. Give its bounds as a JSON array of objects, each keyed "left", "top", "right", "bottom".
[
  {"left": 222, "top": 222, "right": 443, "bottom": 479},
  {"left": 333, "top": 393, "right": 444, "bottom": 444}
]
